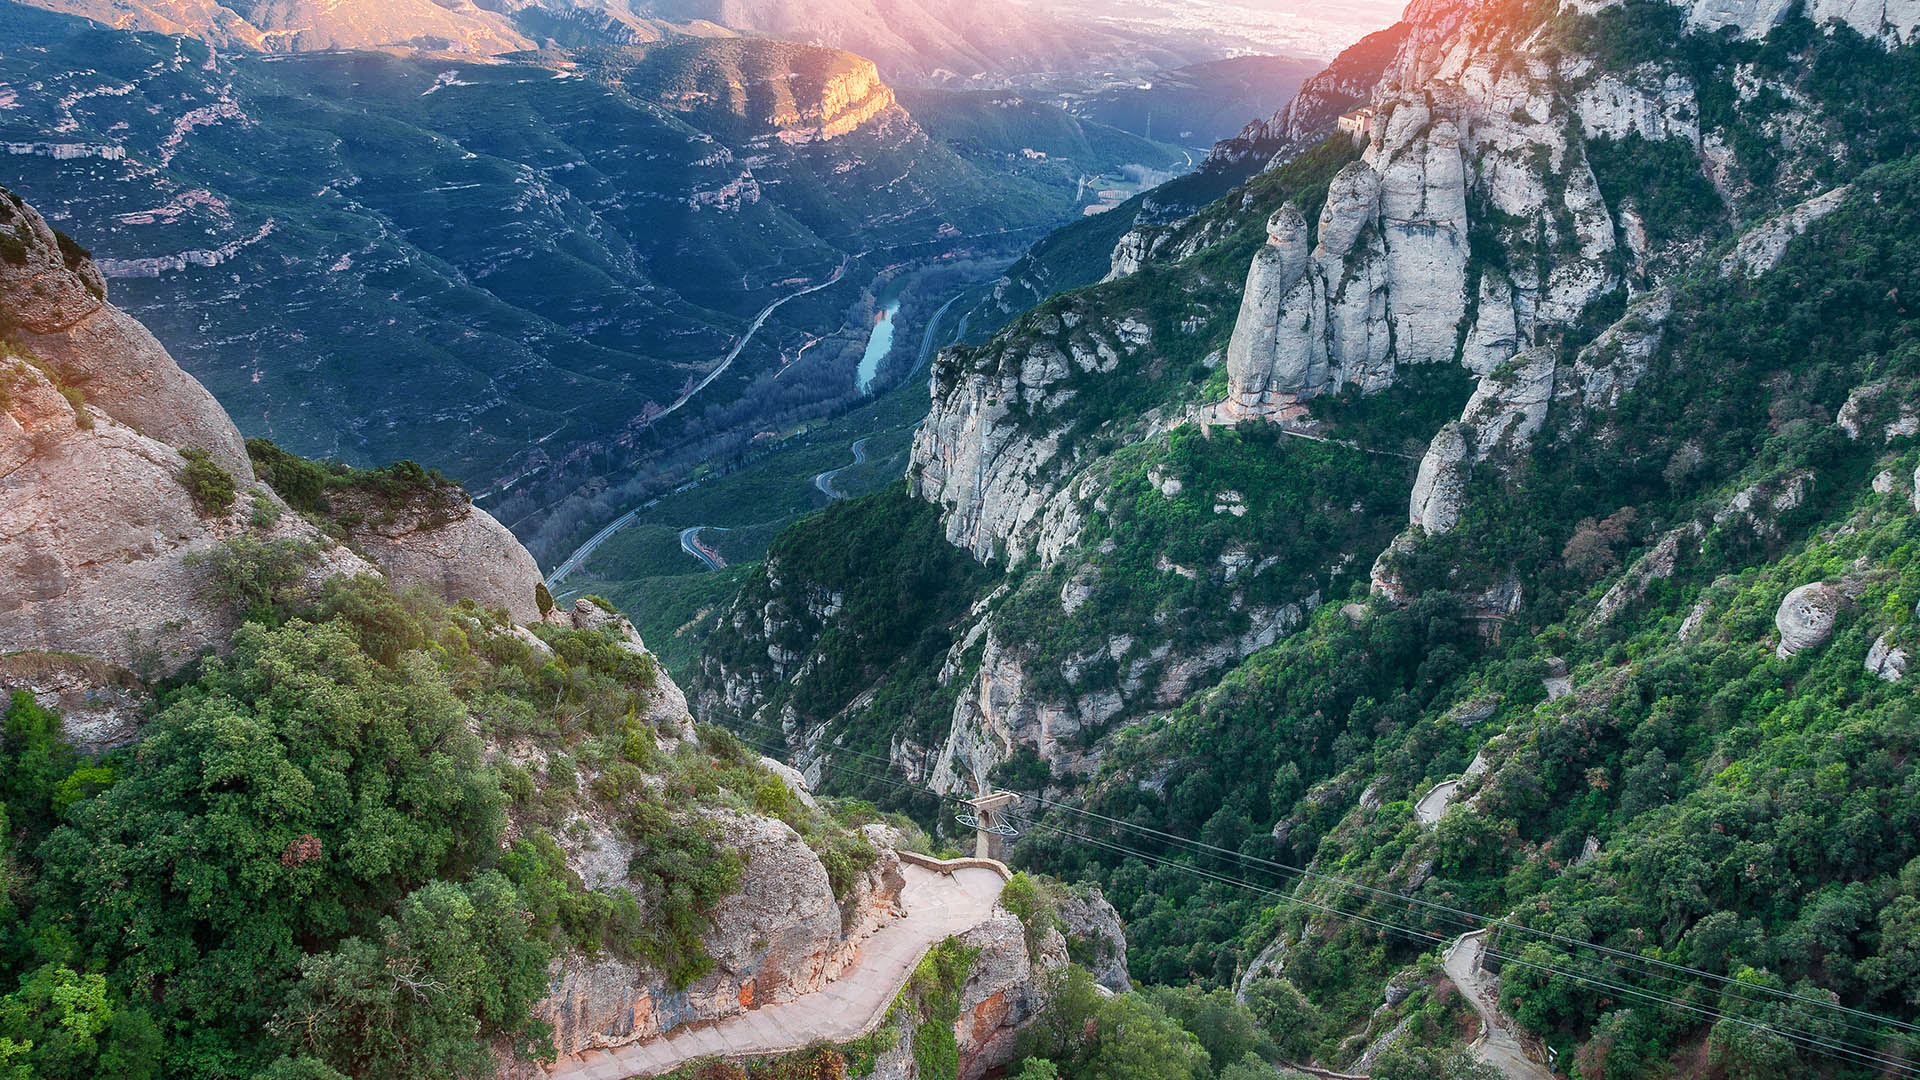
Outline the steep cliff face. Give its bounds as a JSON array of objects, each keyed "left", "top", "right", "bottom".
[
  {"left": 909, "top": 296, "right": 1159, "bottom": 566},
  {"left": 1219, "top": 35, "right": 1643, "bottom": 419},
  {"left": 634, "top": 38, "right": 906, "bottom": 143},
  {"left": 1214, "top": 0, "right": 1913, "bottom": 437},
  {"left": 771, "top": 55, "right": 899, "bottom": 142},
  {"left": 0, "top": 355, "right": 366, "bottom": 672},
  {"left": 715, "top": 0, "right": 1920, "bottom": 877}
]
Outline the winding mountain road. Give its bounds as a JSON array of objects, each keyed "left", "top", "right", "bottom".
[
  {"left": 1415, "top": 750, "right": 1490, "bottom": 827},
  {"left": 546, "top": 862, "right": 1006, "bottom": 1080},
  {"left": 812, "top": 437, "right": 871, "bottom": 500},
  {"left": 911, "top": 293, "right": 965, "bottom": 378},
  {"left": 544, "top": 261, "right": 852, "bottom": 589},
  {"left": 649, "top": 255, "right": 855, "bottom": 430},
  {"left": 679, "top": 526, "right": 728, "bottom": 571}
]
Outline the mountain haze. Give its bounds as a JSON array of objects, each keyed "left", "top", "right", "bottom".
[{"left": 0, "top": 1, "right": 1183, "bottom": 555}]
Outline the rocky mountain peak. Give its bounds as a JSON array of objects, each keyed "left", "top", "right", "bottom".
[{"left": 617, "top": 38, "right": 905, "bottom": 142}]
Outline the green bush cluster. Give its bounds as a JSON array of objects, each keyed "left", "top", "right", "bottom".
[
  {"left": 246, "top": 438, "right": 464, "bottom": 528},
  {"left": 185, "top": 536, "right": 322, "bottom": 625},
  {"left": 0, "top": 539, "right": 902, "bottom": 1079},
  {"left": 176, "top": 447, "right": 236, "bottom": 514},
  {"left": 1013, "top": 968, "right": 1212, "bottom": 1080}
]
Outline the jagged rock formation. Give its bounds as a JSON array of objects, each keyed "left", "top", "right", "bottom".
[
  {"left": 866, "top": 889, "right": 1128, "bottom": 1080},
  {"left": 1105, "top": 214, "right": 1239, "bottom": 283},
  {"left": 910, "top": 298, "right": 1155, "bottom": 565},
  {"left": 1722, "top": 186, "right": 1852, "bottom": 278},
  {"left": 951, "top": 909, "right": 1061, "bottom": 1080},
  {"left": 1219, "top": 35, "right": 1646, "bottom": 422},
  {"left": 1057, "top": 887, "right": 1131, "bottom": 993},
  {"left": 1867, "top": 632, "right": 1909, "bottom": 680},
  {"left": 927, "top": 595, "right": 1309, "bottom": 797}
]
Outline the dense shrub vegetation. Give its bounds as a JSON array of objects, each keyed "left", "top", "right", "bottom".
[
  {"left": 1003, "top": 145, "right": 1920, "bottom": 1075},
  {"left": 247, "top": 438, "right": 466, "bottom": 530},
  {"left": 0, "top": 540, "right": 877, "bottom": 1079},
  {"left": 698, "top": 484, "right": 992, "bottom": 816},
  {"left": 697, "top": 11, "right": 1920, "bottom": 1070}
]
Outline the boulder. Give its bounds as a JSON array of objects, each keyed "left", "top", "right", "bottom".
[
  {"left": 1057, "top": 887, "right": 1131, "bottom": 992},
  {"left": 1775, "top": 582, "right": 1844, "bottom": 658},
  {"left": 341, "top": 491, "right": 548, "bottom": 624},
  {"left": 1867, "top": 633, "right": 1909, "bottom": 682},
  {"left": 955, "top": 908, "right": 1064, "bottom": 1080}
]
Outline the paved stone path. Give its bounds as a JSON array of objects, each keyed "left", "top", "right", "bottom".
[
  {"left": 1443, "top": 931, "right": 1556, "bottom": 1080},
  {"left": 1415, "top": 750, "right": 1491, "bottom": 827},
  {"left": 547, "top": 864, "right": 1007, "bottom": 1080}
]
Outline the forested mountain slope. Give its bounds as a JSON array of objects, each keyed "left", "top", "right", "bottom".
[
  {"left": 697, "top": 0, "right": 1920, "bottom": 1075},
  {"left": 0, "top": 183, "right": 1132, "bottom": 1080}
]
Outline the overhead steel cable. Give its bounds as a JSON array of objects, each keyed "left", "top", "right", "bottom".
[
  {"left": 1020, "top": 816, "right": 1920, "bottom": 1079},
  {"left": 1003, "top": 774, "right": 1920, "bottom": 1044},
  {"left": 747, "top": 738, "right": 1920, "bottom": 1073},
  {"left": 742, "top": 733, "right": 1920, "bottom": 1052}
]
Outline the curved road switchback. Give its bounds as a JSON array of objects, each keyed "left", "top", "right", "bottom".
[
  {"left": 812, "top": 437, "right": 871, "bottom": 501},
  {"left": 544, "top": 260, "right": 853, "bottom": 589},
  {"left": 679, "top": 526, "right": 728, "bottom": 571},
  {"left": 545, "top": 863, "right": 1006, "bottom": 1080},
  {"left": 1444, "top": 931, "right": 1556, "bottom": 1080}
]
